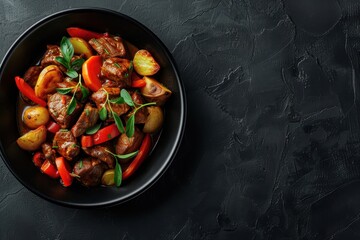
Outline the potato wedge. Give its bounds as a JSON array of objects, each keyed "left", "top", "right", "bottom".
[
  {"left": 69, "top": 37, "right": 94, "bottom": 59},
  {"left": 101, "top": 169, "right": 115, "bottom": 186},
  {"left": 23, "top": 106, "right": 50, "bottom": 129},
  {"left": 140, "top": 77, "right": 172, "bottom": 106},
  {"left": 133, "top": 50, "right": 160, "bottom": 76},
  {"left": 35, "top": 65, "right": 63, "bottom": 100},
  {"left": 16, "top": 125, "right": 47, "bottom": 151},
  {"left": 143, "top": 106, "right": 164, "bottom": 133}
]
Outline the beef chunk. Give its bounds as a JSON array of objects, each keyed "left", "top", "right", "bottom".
[
  {"left": 41, "top": 142, "right": 56, "bottom": 164},
  {"left": 91, "top": 88, "right": 130, "bottom": 118},
  {"left": 40, "top": 45, "right": 66, "bottom": 71},
  {"left": 115, "top": 127, "right": 144, "bottom": 161},
  {"left": 73, "top": 158, "right": 108, "bottom": 187},
  {"left": 100, "top": 58, "right": 131, "bottom": 87},
  {"left": 129, "top": 91, "right": 149, "bottom": 124},
  {"left": 89, "top": 36, "right": 126, "bottom": 58},
  {"left": 71, "top": 104, "right": 99, "bottom": 137},
  {"left": 23, "top": 66, "right": 43, "bottom": 88},
  {"left": 53, "top": 130, "right": 80, "bottom": 161},
  {"left": 56, "top": 79, "right": 89, "bottom": 102},
  {"left": 82, "top": 144, "right": 115, "bottom": 168},
  {"left": 48, "top": 93, "right": 82, "bottom": 128}
]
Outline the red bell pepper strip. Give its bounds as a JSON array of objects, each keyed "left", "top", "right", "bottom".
[
  {"left": 82, "top": 56, "right": 103, "bottom": 92},
  {"left": 40, "top": 160, "right": 59, "bottom": 179},
  {"left": 46, "top": 121, "right": 61, "bottom": 133},
  {"left": 123, "top": 134, "right": 152, "bottom": 180},
  {"left": 131, "top": 79, "right": 146, "bottom": 88},
  {"left": 81, "top": 135, "right": 94, "bottom": 148},
  {"left": 66, "top": 27, "right": 104, "bottom": 41},
  {"left": 55, "top": 157, "right": 73, "bottom": 187},
  {"left": 33, "top": 152, "right": 45, "bottom": 168},
  {"left": 15, "top": 76, "right": 47, "bottom": 107},
  {"left": 92, "top": 123, "right": 120, "bottom": 145}
]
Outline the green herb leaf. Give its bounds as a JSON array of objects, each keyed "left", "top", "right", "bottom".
[
  {"left": 129, "top": 61, "right": 133, "bottom": 72},
  {"left": 71, "top": 58, "right": 85, "bottom": 71},
  {"left": 59, "top": 129, "right": 68, "bottom": 132},
  {"left": 121, "top": 89, "right": 135, "bottom": 107},
  {"left": 85, "top": 123, "right": 102, "bottom": 135},
  {"left": 67, "top": 97, "right": 77, "bottom": 115},
  {"left": 109, "top": 96, "right": 125, "bottom": 104},
  {"left": 114, "top": 160, "right": 122, "bottom": 187},
  {"left": 85, "top": 109, "right": 90, "bottom": 116},
  {"left": 125, "top": 114, "right": 135, "bottom": 137},
  {"left": 66, "top": 69, "right": 78, "bottom": 78},
  {"left": 99, "top": 106, "right": 108, "bottom": 120},
  {"left": 79, "top": 160, "right": 83, "bottom": 169},
  {"left": 56, "top": 87, "right": 73, "bottom": 95},
  {"left": 113, "top": 112, "right": 125, "bottom": 133},
  {"left": 114, "top": 150, "right": 138, "bottom": 159},
  {"left": 114, "top": 62, "right": 121, "bottom": 68},
  {"left": 52, "top": 145, "right": 59, "bottom": 149},
  {"left": 60, "top": 36, "right": 74, "bottom": 63},
  {"left": 55, "top": 56, "right": 70, "bottom": 69},
  {"left": 80, "top": 85, "right": 89, "bottom": 101}
]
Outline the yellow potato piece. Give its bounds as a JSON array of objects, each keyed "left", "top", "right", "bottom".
[
  {"left": 140, "top": 76, "right": 172, "bottom": 106},
  {"left": 23, "top": 106, "right": 50, "bottom": 129},
  {"left": 16, "top": 125, "right": 47, "bottom": 151},
  {"left": 101, "top": 169, "right": 115, "bottom": 186},
  {"left": 69, "top": 37, "right": 93, "bottom": 59},
  {"left": 143, "top": 106, "right": 164, "bottom": 133},
  {"left": 35, "top": 65, "right": 63, "bottom": 100},
  {"left": 133, "top": 49, "right": 160, "bottom": 76}
]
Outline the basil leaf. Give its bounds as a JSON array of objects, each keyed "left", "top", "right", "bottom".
[
  {"left": 114, "top": 150, "right": 138, "bottom": 159},
  {"left": 56, "top": 87, "right": 73, "bottom": 95},
  {"left": 125, "top": 114, "right": 135, "bottom": 137},
  {"left": 55, "top": 56, "right": 69, "bottom": 69},
  {"left": 113, "top": 112, "right": 125, "bottom": 133},
  {"left": 114, "top": 160, "right": 122, "bottom": 187},
  {"left": 99, "top": 106, "right": 107, "bottom": 120},
  {"left": 80, "top": 85, "right": 89, "bottom": 101},
  {"left": 85, "top": 123, "right": 102, "bottom": 135},
  {"left": 67, "top": 97, "right": 77, "bottom": 115},
  {"left": 71, "top": 58, "right": 85, "bottom": 71},
  {"left": 66, "top": 69, "right": 78, "bottom": 78},
  {"left": 120, "top": 89, "right": 135, "bottom": 107},
  {"left": 109, "top": 96, "right": 125, "bottom": 104},
  {"left": 60, "top": 36, "right": 74, "bottom": 63}
]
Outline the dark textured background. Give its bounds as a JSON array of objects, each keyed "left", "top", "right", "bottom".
[{"left": 1, "top": 0, "right": 360, "bottom": 239}]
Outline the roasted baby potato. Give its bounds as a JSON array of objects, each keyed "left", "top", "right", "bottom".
[
  {"left": 16, "top": 125, "right": 47, "bottom": 151},
  {"left": 143, "top": 106, "right": 164, "bottom": 133},
  {"left": 140, "top": 77, "right": 172, "bottom": 106},
  {"left": 101, "top": 169, "right": 115, "bottom": 186},
  {"left": 69, "top": 37, "right": 94, "bottom": 58},
  {"left": 23, "top": 106, "right": 50, "bottom": 129},
  {"left": 133, "top": 50, "right": 160, "bottom": 76},
  {"left": 35, "top": 65, "right": 63, "bottom": 100}
]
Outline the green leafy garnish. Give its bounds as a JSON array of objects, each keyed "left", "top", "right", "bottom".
[
  {"left": 55, "top": 36, "right": 85, "bottom": 78},
  {"left": 114, "top": 62, "right": 121, "bottom": 68},
  {"left": 79, "top": 160, "right": 83, "bottom": 169},
  {"left": 56, "top": 87, "right": 73, "bottom": 95},
  {"left": 113, "top": 112, "right": 125, "bottom": 133},
  {"left": 99, "top": 106, "right": 108, "bottom": 121},
  {"left": 85, "top": 123, "right": 102, "bottom": 135},
  {"left": 67, "top": 97, "right": 76, "bottom": 115},
  {"left": 125, "top": 115, "right": 135, "bottom": 137},
  {"left": 120, "top": 89, "right": 135, "bottom": 107}
]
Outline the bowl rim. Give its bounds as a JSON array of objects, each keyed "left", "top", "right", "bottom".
[{"left": 0, "top": 7, "right": 187, "bottom": 208}]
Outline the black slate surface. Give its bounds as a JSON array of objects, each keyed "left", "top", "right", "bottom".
[{"left": 1, "top": 0, "right": 360, "bottom": 239}]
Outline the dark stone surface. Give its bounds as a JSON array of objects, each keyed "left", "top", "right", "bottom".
[{"left": 1, "top": 0, "right": 360, "bottom": 239}]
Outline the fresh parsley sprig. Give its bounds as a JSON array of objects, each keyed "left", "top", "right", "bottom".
[{"left": 56, "top": 37, "right": 85, "bottom": 78}]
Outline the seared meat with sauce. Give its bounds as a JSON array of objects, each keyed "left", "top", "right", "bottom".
[
  {"left": 40, "top": 45, "right": 66, "bottom": 71},
  {"left": 56, "top": 79, "right": 90, "bottom": 102},
  {"left": 101, "top": 58, "right": 132, "bottom": 87},
  {"left": 53, "top": 130, "right": 80, "bottom": 161},
  {"left": 129, "top": 91, "right": 148, "bottom": 124},
  {"left": 48, "top": 93, "right": 82, "bottom": 128},
  {"left": 71, "top": 104, "right": 99, "bottom": 137},
  {"left": 115, "top": 127, "right": 144, "bottom": 160},
  {"left": 89, "top": 36, "right": 126, "bottom": 58},
  {"left": 91, "top": 88, "right": 130, "bottom": 118},
  {"left": 23, "top": 66, "right": 43, "bottom": 88},
  {"left": 41, "top": 142, "right": 56, "bottom": 164},
  {"left": 82, "top": 144, "right": 115, "bottom": 168},
  {"left": 73, "top": 158, "right": 108, "bottom": 187}
]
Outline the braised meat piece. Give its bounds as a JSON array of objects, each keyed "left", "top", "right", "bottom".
[
  {"left": 129, "top": 91, "right": 149, "bottom": 124},
  {"left": 82, "top": 144, "right": 115, "bottom": 168},
  {"left": 115, "top": 127, "right": 144, "bottom": 161},
  {"left": 53, "top": 130, "right": 80, "bottom": 161},
  {"left": 100, "top": 58, "right": 132, "bottom": 87},
  {"left": 56, "top": 79, "right": 89, "bottom": 102},
  {"left": 91, "top": 88, "right": 130, "bottom": 118},
  {"left": 71, "top": 104, "right": 99, "bottom": 137},
  {"left": 40, "top": 45, "right": 66, "bottom": 71},
  {"left": 73, "top": 158, "right": 108, "bottom": 187},
  {"left": 89, "top": 36, "right": 126, "bottom": 58},
  {"left": 23, "top": 66, "right": 43, "bottom": 88},
  {"left": 47, "top": 93, "right": 82, "bottom": 128},
  {"left": 41, "top": 142, "right": 56, "bottom": 164}
]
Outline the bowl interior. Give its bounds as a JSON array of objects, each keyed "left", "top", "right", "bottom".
[{"left": 0, "top": 9, "right": 185, "bottom": 207}]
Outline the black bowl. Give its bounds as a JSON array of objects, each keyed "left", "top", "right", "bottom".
[{"left": 0, "top": 8, "right": 186, "bottom": 208}]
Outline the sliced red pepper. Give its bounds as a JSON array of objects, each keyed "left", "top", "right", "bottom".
[
  {"left": 55, "top": 157, "right": 73, "bottom": 187},
  {"left": 81, "top": 135, "right": 94, "bottom": 148},
  {"left": 33, "top": 152, "right": 45, "bottom": 168},
  {"left": 15, "top": 76, "right": 47, "bottom": 107},
  {"left": 123, "top": 134, "right": 152, "bottom": 180},
  {"left": 40, "top": 160, "right": 59, "bottom": 179},
  {"left": 131, "top": 79, "right": 146, "bottom": 88},
  {"left": 82, "top": 56, "right": 103, "bottom": 92},
  {"left": 66, "top": 27, "right": 104, "bottom": 41},
  {"left": 92, "top": 123, "right": 120, "bottom": 145},
  {"left": 46, "top": 121, "right": 61, "bottom": 133}
]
